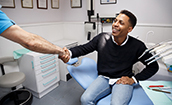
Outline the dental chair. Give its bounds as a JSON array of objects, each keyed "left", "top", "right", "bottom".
[
  {"left": 67, "top": 57, "right": 154, "bottom": 105},
  {"left": 0, "top": 56, "right": 33, "bottom": 105}
]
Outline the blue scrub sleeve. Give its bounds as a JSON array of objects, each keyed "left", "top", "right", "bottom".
[{"left": 0, "top": 10, "right": 15, "bottom": 34}]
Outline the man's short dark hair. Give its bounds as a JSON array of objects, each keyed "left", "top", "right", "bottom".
[{"left": 120, "top": 10, "right": 137, "bottom": 29}]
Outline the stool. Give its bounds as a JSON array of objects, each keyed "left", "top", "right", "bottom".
[{"left": 0, "top": 56, "right": 33, "bottom": 105}]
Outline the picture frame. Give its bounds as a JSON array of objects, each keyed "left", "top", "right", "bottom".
[
  {"left": 71, "top": 0, "right": 82, "bottom": 8},
  {"left": 37, "top": 0, "right": 48, "bottom": 9},
  {"left": 0, "top": 0, "right": 15, "bottom": 8},
  {"left": 51, "top": 0, "right": 59, "bottom": 9},
  {"left": 100, "top": 0, "right": 117, "bottom": 4},
  {"left": 21, "top": 0, "right": 33, "bottom": 8}
]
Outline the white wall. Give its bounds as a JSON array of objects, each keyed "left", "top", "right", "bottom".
[
  {"left": 60, "top": 0, "right": 87, "bottom": 22},
  {"left": 59, "top": 0, "right": 172, "bottom": 25},
  {"left": 20, "top": 22, "right": 64, "bottom": 42},
  {"left": 1, "top": 0, "right": 62, "bottom": 24},
  {"left": 2, "top": 0, "right": 172, "bottom": 24},
  {"left": 95, "top": 0, "right": 172, "bottom": 25},
  {"left": 131, "top": 24, "right": 172, "bottom": 43}
]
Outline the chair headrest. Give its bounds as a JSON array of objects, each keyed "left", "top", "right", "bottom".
[{"left": 0, "top": 56, "right": 14, "bottom": 64}]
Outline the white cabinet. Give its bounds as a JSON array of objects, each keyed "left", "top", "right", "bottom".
[{"left": 18, "top": 52, "right": 60, "bottom": 98}]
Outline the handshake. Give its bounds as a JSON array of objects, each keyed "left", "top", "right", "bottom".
[{"left": 59, "top": 47, "right": 70, "bottom": 63}]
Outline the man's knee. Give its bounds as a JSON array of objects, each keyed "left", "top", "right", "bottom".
[{"left": 80, "top": 93, "right": 94, "bottom": 105}]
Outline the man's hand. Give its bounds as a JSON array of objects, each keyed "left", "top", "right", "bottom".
[
  {"left": 58, "top": 47, "right": 70, "bottom": 63},
  {"left": 116, "top": 76, "right": 135, "bottom": 85}
]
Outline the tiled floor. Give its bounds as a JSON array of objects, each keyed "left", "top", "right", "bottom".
[
  {"left": 0, "top": 78, "right": 84, "bottom": 105},
  {"left": 32, "top": 78, "right": 84, "bottom": 105}
]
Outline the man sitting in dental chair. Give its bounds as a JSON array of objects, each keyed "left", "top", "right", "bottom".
[{"left": 59, "top": 10, "right": 159, "bottom": 105}]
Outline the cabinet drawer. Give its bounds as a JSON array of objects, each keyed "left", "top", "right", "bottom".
[
  {"left": 34, "top": 59, "right": 58, "bottom": 71},
  {"left": 36, "top": 68, "right": 58, "bottom": 82},
  {"left": 37, "top": 72, "right": 60, "bottom": 93},
  {"left": 33, "top": 55, "right": 58, "bottom": 67},
  {"left": 35, "top": 61, "right": 59, "bottom": 75}
]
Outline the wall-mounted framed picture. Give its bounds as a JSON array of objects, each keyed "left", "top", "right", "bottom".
[
  {"left": 100, "top": 0, "right": 117, "bottom": 4},
  {"left": 37, "top": 0, "right": 48, "bottom": 9},
  {"left": 51, "top": 0, "right": 59, "bottom": 9},
  {"left": 71, "top": 0, "right": 82, "bottom": 8},
  {"left": 21, "top": 0, "right": 33, "bottom": 8},
  {"left": 0, "top": 0, "right": 15, "bottom": 8}
]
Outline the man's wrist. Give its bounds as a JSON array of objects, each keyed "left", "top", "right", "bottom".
[
  {"left": 68, "top": 50, "right": 72, "bottom": 58},
  {"left": 132, "top": 76, "right": 138, "bottom": 84}
]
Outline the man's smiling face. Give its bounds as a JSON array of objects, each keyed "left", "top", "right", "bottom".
[{"left": 112, "top": 14, "right": 133, "bottom": 38}]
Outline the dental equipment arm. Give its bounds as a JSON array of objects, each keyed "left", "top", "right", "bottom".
[
  {"left": 143, "top": 41, "right": 172, "bottom": 65},
  {"left": 145, "top": 45, "right": 172, "bottom": 62},
  {"left": 138, "top": 40, "right": 172, "bottom": 59},
  {"left": 147, "top": 50, "right": 172, "bottom": 65},
  {"left": 138, "top": 41, "right": 166, "bottom": 59},
  {"left": 149, "top": 41, "right": 172, "bottom": 53}
]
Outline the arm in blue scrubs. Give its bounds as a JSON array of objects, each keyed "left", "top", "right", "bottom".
[{"left": 0, "top": 10, "right": 15, "bottom": 34}]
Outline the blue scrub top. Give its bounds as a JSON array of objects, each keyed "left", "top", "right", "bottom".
[{"left": 0, "top": 10, "right": 15, "bottom": 34}]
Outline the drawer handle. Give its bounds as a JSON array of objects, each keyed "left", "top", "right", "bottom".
[
  {"left": 43, "top": 76, "right": 57, "bottom": 86},
  {"left": 40, "top": 54, "right": 53, "bottom": 60},
  {"left": 41, "top": 60, "right": 56, "bottom": 68},
  {"left": 31, "top": 61, "right": 34, "bottom": 69},
  {"left": 40, "top": 56, "right": 55, "bottom": 64},
  {"left": 42, "top": 69, "right": 57, "bottom": 78},
  {"left": 41, "top": 64, "right": 56, "bottom": 72}
]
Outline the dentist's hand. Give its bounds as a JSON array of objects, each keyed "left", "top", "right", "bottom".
[
  {"left": 116, "top": 76, "right": 135, "bottom": 85},
  {"left": 58, "top": 47, "right": 70, "bottom": 63}
]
